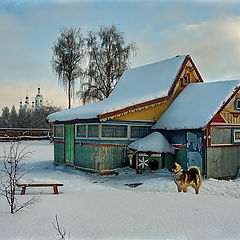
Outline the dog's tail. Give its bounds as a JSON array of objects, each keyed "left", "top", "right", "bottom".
[{"left": 189, "top": 166, "right": 202, "bottom": 183}]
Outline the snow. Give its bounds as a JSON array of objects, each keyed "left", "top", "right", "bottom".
[
  {"left": 152, "top": 80, "right": 240, "bottom": 130},
  {"left": 128, "top": 132, "right": 175, "bottom": 153},
  {"left": 1, "top": 140, "right": 240, "bottom": 239},
  {"left": 47, "top": 55, "right": 187, "bottom": 122}
]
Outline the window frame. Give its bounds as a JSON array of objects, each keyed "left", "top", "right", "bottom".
[
  {"left": 75, "top": 124, "right": 87, "bottom": 138},
  {"left": 210, "top": 127, "right": 232, "bottom": 146},
  {"left": 87, "top": 124, "right": 100, "bottom": 138},
  {"left": 75, "top": 122, "right": 153, "bottom": 141},
  {"left": 101, "top": 123, "right": 128, "bottom": 140},
  {"left": 234, "top": 98, "right": 240, "bottom": 111},
  {"left": 232, "top": 129, "right": 240, "bottom": 144},
  {"left": 53, "top": 124, "right": 64, "bottom": 138},
  {"left": 130, "top": 125, "right": 151, "bottom": 140},
  {"left": 75, "top": 123, "right": 100, "bottom": 139}
]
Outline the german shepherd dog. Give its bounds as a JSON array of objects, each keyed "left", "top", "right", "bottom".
[{"left": 169, "top": 162, "right": 202, "bottom": 194}]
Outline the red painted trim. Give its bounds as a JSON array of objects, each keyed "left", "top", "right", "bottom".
[
  {"left": 172, "top": 144, "right": 187, "bottom": 148},
  {"left": 81, "top": 142, "right": 126, "bottom": 147},
  {"left": 168, "top": 56, "right": 204, "bottom": 97},
  {"left": 65, "top": 122, "right": 74, "bottom": 125},
  {"left": 54, "top": 141, "right": 64, "bottom": 144},
  {"left": 208, "top": 127, "right": 211, "bottom": 147},
  {"left": 210, "top": 125, "right": 240, "bottom": 128},
  {"left": 203, "top": 129, "right": 207, "bottom": 150},
  {"left": 209, "top": 144, "right": 240, "bottom": 148},
  {"left": 211, "top": 113, "right": 225, "bottom": 123},
  {"left": 188, "top": 57, "right": 204, "bottom": 83}
]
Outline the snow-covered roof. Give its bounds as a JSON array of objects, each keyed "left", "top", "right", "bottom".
[
  {"left": 47, "top": 55, "right": 188, "bottom": 122},
  {"left": 128, "top": 132, "right": 175, "bottom": 153},
  {"left": 152, "top": 80, "right": 240, "bottom": 130}
]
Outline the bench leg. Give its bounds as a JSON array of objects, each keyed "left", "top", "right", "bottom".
[
  {"left": 53, "top": 185, "right": 58, "bottom": 194},
  {"left": 21, "top": 186, "right": 26, "bottom": 195}
]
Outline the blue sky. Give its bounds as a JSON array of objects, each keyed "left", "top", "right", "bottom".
[{"left": 1, "top": 0, "right": 240, "bottom": 110}]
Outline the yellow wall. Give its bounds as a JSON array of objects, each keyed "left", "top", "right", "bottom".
[
  {"left": 113, "top": 65, "right": 199, "bottom": 122},
  {"left": 219, "top": 93, "right": 240, "bottom": 124},
  {"left": 224, "top": 93, "right": 240, "bottom": 112}
]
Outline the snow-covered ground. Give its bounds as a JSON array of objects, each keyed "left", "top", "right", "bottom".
[{"left": 0, "top": 140, "right": 240, "bottom": 240}]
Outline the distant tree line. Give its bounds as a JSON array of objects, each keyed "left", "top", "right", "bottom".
[{"left": 0, "top": 104, "right": 61, "bottom": 129}]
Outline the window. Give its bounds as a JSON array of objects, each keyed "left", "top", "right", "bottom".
[
  {"left": 130, "top": 126, "right": 151, "bottom": 138},
  {"left": 183, "top": 75, "right": 189, "bottom": 84},
  {"left": 76, "top": 125, "right": 86, "bottom": 138},
  {"left": 181, "top": 74, "right": 190, "bottom": 86},
  {"left": 88, "top": 124, "right": 99, "bottom": 138},
  {"left": 235, "top": 98, "right": 240, "bottom": 111},
  {"left": 102, "top": 125, "right": 127, "bottom": 138},
  {"left": 211, "top": 128, "right": 231, "bottom": 145},
  {"left": 54, "top": 125, "right": 64, "bottom": 138},
  {"left": 233, "top": 129, "right": 240, "bottom": 143}
]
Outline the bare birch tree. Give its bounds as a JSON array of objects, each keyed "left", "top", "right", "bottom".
[
  {"left": 52, "top": 27, "right": 85, "bottom": 109},
  {"left": 78, "top": 25, "right": 137, "bottom": 104},
  {"left": 0, "top": 142, "right": 38, "bottom": 214}
]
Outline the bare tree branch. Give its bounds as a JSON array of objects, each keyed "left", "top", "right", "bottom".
[
  {"left": 0, "top": 142, "right": 39, "bottom": 214},
  {"left": 52, "top": 214, "right": 70, "bottom": 239},
  {"left": 78, "top": 25, "right": 137, "bottom": 104}
]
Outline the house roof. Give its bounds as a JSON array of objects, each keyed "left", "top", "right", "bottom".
[
  {"left": 127, "top": 132, "right": 175, "bottom": 153},
  {"left": 152, "top": 80, "right": 240, "bottom": 130},
  {"left": 47, "top": 55, "right": 192, "bottom": 123}
]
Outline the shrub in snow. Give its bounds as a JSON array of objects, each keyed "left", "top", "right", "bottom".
[
  {"left": 0, "top": 142, "right": 39, "bottom": 214},
  {"left": 52, "top": 214, "right": 70, "bottom": 240}
]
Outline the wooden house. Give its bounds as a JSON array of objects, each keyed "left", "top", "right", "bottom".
[
  {"left": 47, "top": 55, "right": 202, "bottom": 174},
  {"left": 152, "top": 80, "right": 240, "bottom": 179}
]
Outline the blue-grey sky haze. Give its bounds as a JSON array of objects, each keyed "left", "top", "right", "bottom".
[{"left": 1, "top": 0, "right": 240, "bottom": 110}]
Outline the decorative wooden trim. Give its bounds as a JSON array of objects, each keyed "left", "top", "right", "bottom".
[
  {"left": 232, "top": 112, "right": 240, "bottom": 118},
  {"left": 98, "top": 96, "right": 169, "bottom": 121}
]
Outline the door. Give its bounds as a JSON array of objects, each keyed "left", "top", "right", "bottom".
[
  {"left": 187, "top": 131, "right": 203, "bottom": 170},
  {"left": 65, "top": 124, "right": 74, "bottom": 166}
]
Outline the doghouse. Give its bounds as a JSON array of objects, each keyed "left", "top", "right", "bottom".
[{"left": 127, "top": 132, "right": 175, "bottom": 173}]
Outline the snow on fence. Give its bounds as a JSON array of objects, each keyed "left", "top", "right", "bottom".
[{"left": 0, "top": 128, "right": 51, "bottom": 141}]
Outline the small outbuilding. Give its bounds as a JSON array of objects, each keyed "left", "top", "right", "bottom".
[
  {"left": 152, "top": 80, "right": 240, "bottom": 179},
  {"left": 127, "top": 132, "right": 175, "bottom": 173}
]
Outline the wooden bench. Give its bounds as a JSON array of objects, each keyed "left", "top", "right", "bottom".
[{"left": 17, "top": 183, "right": 63, "bottom": 195}]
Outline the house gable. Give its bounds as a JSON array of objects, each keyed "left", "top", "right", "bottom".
[
  {"left": 101, "top": 55, "right": 203, "bottom": 122},
  {"left": 153, "top": 80, "right": 240, "bottom": 131},
  {"left": 216, "top": 91, "right": 240, "bottom": 125}
]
